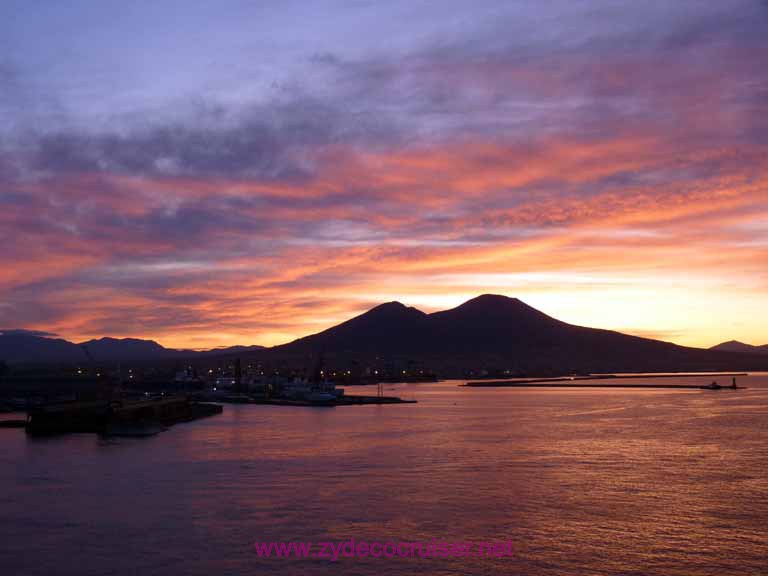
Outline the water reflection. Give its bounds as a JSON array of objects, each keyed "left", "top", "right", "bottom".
[{"left": 1, "top": 374, "right": 767, "bottom": 575}]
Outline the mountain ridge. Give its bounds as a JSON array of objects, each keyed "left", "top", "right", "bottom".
[
  {"left": 0, "top": 331, "right": 264, "bottom": 365},
  {"left": 2, "top": 295, "right": 767, "bottom": 373}
]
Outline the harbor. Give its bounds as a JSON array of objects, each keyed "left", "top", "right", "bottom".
[
  {"left": 0, "top": 366, "right": 416, "bottom": 437},
  {"left": 1, "top": 390, "right": 414, "bottom": 438},
  {"left": 194, "top": 356, "right": 416, "bottom": 407}
]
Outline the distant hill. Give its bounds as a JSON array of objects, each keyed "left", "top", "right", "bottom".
[
  {"left": 80, "top": 337, "right": 174, "bottom": 361},
  {"left": 199, "top": 344, "right": 266, "bottom": 355},
  {"left": 710, "top": 340, "right": 768, "bottom": 355},
  {"left": 0, "top": 331, "right": 87, "bottom": 364},
  {"left": 270, "top": 294, "right": 768, "bottom": 374},
  {"left": 0, "top": 332, "right": 262, "bottom": 365}
]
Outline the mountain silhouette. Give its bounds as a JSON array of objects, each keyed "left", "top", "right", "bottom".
[
  {"left": 270, "top": 294, "right": 768, "bottom": 374},
  {"left": 3, "top": 295, "right": 767, "bottom": 374},
  {"left": 710, "top": 340, "right": 768, "bottom": 355}
]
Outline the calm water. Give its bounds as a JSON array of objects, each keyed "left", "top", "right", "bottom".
[{"left": 1, "top": 374, "right": 767, "bottom": 575}]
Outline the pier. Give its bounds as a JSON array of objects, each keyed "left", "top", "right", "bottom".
[
  {"left": 24, "top": 396, "right": 222, "bottom": 436},
  {"left": 464, "top": 375, "right": 746, "bottom": 390},
  {"left": 198, "top": 393, "right": 416, "bottom": 407}
]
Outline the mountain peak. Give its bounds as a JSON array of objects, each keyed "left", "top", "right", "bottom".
[
  {"left": 461, "top": 294, "right": 522, "bottom": 307},
  {"left": 430, "top": 294, "right": 563, "bottom": 331},
  {"left": 710, "top": 340, "right": 768, "bottom": 354},
  {"left": 358, "top": 301, "right": 425, "bottom": 318},
  {"left": 370, "top": 300, "right": 407, "bottom": 311},
  {"left": 450, "top": 294, "right": 545, "bottom": 316}
]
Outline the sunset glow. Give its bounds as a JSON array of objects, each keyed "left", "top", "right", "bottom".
[{"left": 2, "top": 1, "right": 767, "bottom": 349}]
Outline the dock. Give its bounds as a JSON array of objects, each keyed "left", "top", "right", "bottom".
[
  {"left": 25, "top": 396, "right": 222, "bottom": 436},
  {"left": 334, "top": 394, "right": 417, "bottom": 406},
  {"left": 200, "top": 394, "right": 416, "bottom": 407}
]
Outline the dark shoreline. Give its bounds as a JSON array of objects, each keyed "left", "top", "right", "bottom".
[{"left": 463, "top": 373, "right": 748, "bottom": 388}]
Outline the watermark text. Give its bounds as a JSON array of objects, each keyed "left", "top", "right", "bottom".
[{"left": 254, "top": 539, "right": 513, "bottom": 560}]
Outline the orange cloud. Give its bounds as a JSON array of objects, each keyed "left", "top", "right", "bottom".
[{"left": 3, "top": 129, "right": 767, "bottom": 348}]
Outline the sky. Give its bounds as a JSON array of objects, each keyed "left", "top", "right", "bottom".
[{"left": 1, "top": 0, "right": 767, "bottom": 349}]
